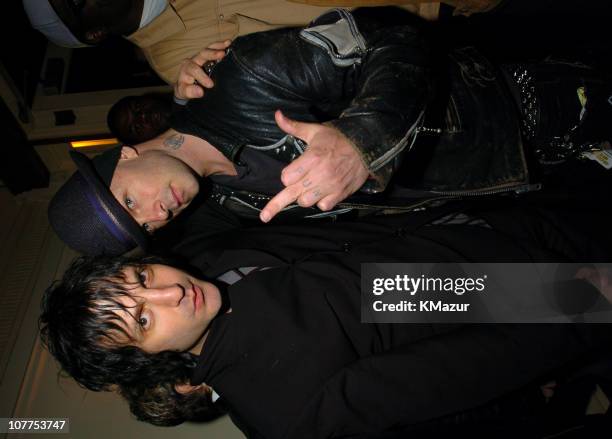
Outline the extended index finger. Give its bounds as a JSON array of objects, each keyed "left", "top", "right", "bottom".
[{"left": 260, "top": 185, "right": 303, "bottom": 223}]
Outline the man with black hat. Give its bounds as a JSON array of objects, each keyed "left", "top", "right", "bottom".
[
  {"left": 48, "top": 9, "right": 612, "bottom": 256},
  {"left": 47, "top": 9, "right": 433, "bottom": 255}
]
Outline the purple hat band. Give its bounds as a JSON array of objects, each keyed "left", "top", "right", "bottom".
[{"left": 79, "top": 176, "right": 137, "bottom": 249}]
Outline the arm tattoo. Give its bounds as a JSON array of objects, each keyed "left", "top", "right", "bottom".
[{"left": 163, "top": 134, "right": 185, "bottom": 150}]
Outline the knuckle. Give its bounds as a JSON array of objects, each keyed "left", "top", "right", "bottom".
[
  {"left": 288, "top": 186, "right": 302, "bottom": 199},
  {"left": 311, "top": 148, "right": 327, "bottom": 159},
  {"left": 297, "top": 195, "right": 313, "bottom": 207},
  {"left": 318, "top": 201, "right": 332, "bottom": 211},
  {"left": 325, "top": 171, "right": 341, "bottom": 184}
]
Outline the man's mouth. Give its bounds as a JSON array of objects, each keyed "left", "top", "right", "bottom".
[
  {"left": 170, "top": 186, "right": 183, "bottom": 209},
  {"left": 192, "top": 282, "right": 203, "bottom": 312}
]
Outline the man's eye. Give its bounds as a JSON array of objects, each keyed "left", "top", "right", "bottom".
[
  {"left": 138, "top": 315, "right": 149, "bottom": 329},
  {"left": 125, "top": 197, "right": 135, "bottom": 209},
  {"left": 143, "top": 223, "right": 152, "bottom": 234},
  {"left": 137, "top": 269, "right": 147, "bottom": 286}
]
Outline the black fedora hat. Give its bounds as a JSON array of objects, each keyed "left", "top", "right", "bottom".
[{"left": 48, "top": 148, "right": 148, "bottom": 256}]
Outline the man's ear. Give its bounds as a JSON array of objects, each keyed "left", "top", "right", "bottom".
[
  {"left": 174, "top": 382, "right": 210, "bottom": 395},
  {"left": 120, "top": 145, "right": 139, "bottom": 160},
  {"left": 84, "top": 27, "right": 109, "bottom": 44}
]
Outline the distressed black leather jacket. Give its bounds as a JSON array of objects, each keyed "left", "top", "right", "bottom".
[{"left": 171, "top": 9, "right": 532, "bottom": 221}]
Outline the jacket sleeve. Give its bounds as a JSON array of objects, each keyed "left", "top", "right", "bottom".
[
  {"left": 233, "top": 9, "right": 434, "bottom": 193},
  {"left": 286, "top": 323, "right": 612, "bottom": 438},
  {"left": 302, "top": 9, "right": 434, "bottom": 192},
  {"left": 308, "top": 10, "right": 434, "bottom": 192}
]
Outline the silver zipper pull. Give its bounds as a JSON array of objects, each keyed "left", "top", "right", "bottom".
[
  {"left": 416, "top": 126, "right": 442, "bottom": 136},
  {"left": 514, "top": 183, "right": 542, "bottom": 194}
]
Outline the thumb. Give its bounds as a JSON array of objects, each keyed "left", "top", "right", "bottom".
[{"left": 275, "top": 110, "right": 312, "bottom": 142}]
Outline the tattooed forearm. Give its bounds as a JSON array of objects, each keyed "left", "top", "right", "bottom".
[{"left": 163, "top": 133, "right": 185, "bottom": 150}]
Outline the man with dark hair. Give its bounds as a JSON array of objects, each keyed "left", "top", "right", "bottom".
[
  {"left": 40, "top": 196, "right": 612, "bottom": 437},
  {"left": 107, "top": 93, "right": 173, "bottom": 145}
]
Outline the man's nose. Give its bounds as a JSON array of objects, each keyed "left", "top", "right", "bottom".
[
  {"left": 153, "top": 200, "right": 171, "bottom": 221},
  {"left": 134, "top": 201, "right": 171, "bottom": 226},
  {"left": 145, "top": 284, "right": 185, "bottom": 306}
]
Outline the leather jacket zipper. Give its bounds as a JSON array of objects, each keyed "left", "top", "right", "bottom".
[
  {"left": 417, "top": 95, "right": 462, "bottom": 136},
  {"left": 337, "top": 182, "right": 539, "bottom": 213},
  {"left": 431, "top": 183, "right": 541, "bottom": 197}
]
